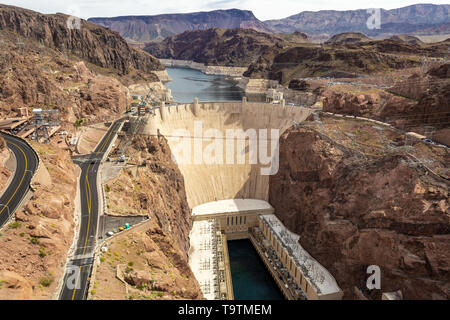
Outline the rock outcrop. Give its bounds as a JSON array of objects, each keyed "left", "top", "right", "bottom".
[
  {"left": 0, "top": 136, "right": 11, "bottom": 193},
  {"left": 0, "top": 142, "right": 78, "bottom": 299},
  {"left": 324, "top": 32, "right": 373, "bottom": 45},
  {"left": 322, "top": 63, "right": 450, "bottom": 139},
  {"left": 0, "top": 4, "right": 164, "bottom": 77},
  {"left": 145, "top": 28, "right": 286, "bottom": 68},
  {"left": 269, "top": 121, "right": 450, "bottom": 300},
  {"left": 92, "top": 135, "right": 202, "bottom": 300},
  {"left": 244, "top": 43, "right": 422, "bottom": 84},
  {"left": 0, "top": 32, "right": 132, "bottom": 124}
]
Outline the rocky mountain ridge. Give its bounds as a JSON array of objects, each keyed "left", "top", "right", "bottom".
[
  {"left": 244, "top": 36, "right": 449, "bottom": 84},
  {"left": 0, "top": 4, "right": 164, "bottom": 77},
  {"left": 322, "top": 63, "right": 450, "bottom": 145},
  {"left": 264, "top": 4, "right": 450, "bottom": 37},
  {"left": 89, "top": 9, "right": 272, "bottom": 43},
  {"left": 144, "top": 28, "right": 287, "bottom": 67}
]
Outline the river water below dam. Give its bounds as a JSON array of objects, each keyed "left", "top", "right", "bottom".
[{"left": 228, "top": 240, "right": 284, "bottom": 300}]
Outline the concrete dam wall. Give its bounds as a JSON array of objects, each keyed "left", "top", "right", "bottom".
[{"left": 143, "top": 101, "right": 312, "bottom": 208}]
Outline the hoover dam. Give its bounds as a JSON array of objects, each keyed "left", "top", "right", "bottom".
[
  {"left": 143, "top": 100, "right": 312, "bottom": 207},
  {"left": 140, "top": 96, "right": 344, "bottom": 300}
]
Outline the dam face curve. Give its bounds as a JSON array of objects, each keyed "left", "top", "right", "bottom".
[{"left": 143, "top": 101, "right": 312, "bottom": 208}]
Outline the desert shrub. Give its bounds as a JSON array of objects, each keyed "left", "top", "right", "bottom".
[
  {"left": 40, "top": 277, "right": 54, "bottom": 287},
  {"left": 9, "top": 221, "right": 21, "bottom": 229}
]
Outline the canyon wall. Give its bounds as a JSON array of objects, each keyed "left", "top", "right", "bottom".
[
  {"left": 269, "top": 122, "right": 449, "bottom": 299},
  {"left": 322, "top": 63, "right": 450, "bottom": 143},
  {"left": 0, "top": 136, "right": 11, "bottom": 193},
  {"left": 0, "top": 4, "right": 164, "bottom": 77},
  {"left": 92, "top": 135, "right": 202, "bottom": 300}
]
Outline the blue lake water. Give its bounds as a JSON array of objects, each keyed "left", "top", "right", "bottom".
[{"left": 165, "top": 67, "right": 245, "bottom": 103}]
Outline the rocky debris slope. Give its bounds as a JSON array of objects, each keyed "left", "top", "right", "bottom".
[
  {"left": 269, "top": 117, "right": 449, "bottom": 299},
  {"left": 322, "top": 63, "right": 450, "bottom": 143},
  {"left": 0, "top": 4, "right": 164, "bottom": 77},
  {"left": 0, "top": 142, "right": 78, "bottom": 299},
  {"left": 0, "top": 29, "right": 132, "bottom": 124},
  {"left": 324, "top": 32, "right": 373, "bottom": 45},
  {"left": 145, "top": 28, "right": 286, "bottom": 67},
  {"left": 0, "top": 136, "right": 11, "bottom": 193},
  {"left": 389, "top": 35, "right": 424, "bottom": 46},
  {"left": 243, "top": 37, "right": 440, "bottom": 84},
  {"left": 89, "top": 9, "right": 272, "bottom": 43},
  {"left": 92, "top": 135, "right": 202, "bottom": 300},
  {"left": 244, "top": 32, "right": 449, "bottom": 84}
]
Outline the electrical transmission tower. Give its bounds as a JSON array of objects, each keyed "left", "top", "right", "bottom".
[{"left": 32, "top": 109, "right": 60, "bottom": 144}]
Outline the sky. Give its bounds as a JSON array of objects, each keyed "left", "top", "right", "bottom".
[{"left": 1, "top": 0, "right": 449, "bottom": 20}]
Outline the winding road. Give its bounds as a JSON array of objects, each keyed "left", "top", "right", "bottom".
[
  {"left": 59, "top": 119, "right": 125, "bottom": 300},
  {"left": 0, "top": 132, "right": 38, "bottom": 229}
]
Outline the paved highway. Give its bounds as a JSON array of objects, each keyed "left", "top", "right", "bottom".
[
  {"left": 59, "top": 119, "right": 124, "bottom": 300},
  {"left": 0, "top": 132, "right": 38, "bottom": 228}
]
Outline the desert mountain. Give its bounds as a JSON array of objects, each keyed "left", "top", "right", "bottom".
[
  {"left": 389, "top": 34, "right": 424, "bottom": 45},
  {"left": 264, "top": 4, "right": 450, "bottom": 37},
  {"left": 144, "top": 28, "right": 287, "bottom": 67},
  {"left": 244, "top": 35, "right": 449, "bottom": 84},
  {"left": 89, "top": 9, "right": 272, "bottom": 43},
  {"left": 0, "top": 4, "right": 164, "bottom": 77},
  {"left": 324, "top": 32, "right": 373, "bottom": 45},
  {"left": 0, "top": 4, "right": 166, "bottom": 124}
]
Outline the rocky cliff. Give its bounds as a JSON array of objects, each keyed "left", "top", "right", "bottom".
[
  {"left": 322, "top": 63, "right": 450, "bottom": 141},
  {"left": 0, "top": 4, "right": 164, "bottom": 77},
  {"left": 91, "top": 134, "right": 202, "bottom": 300},
  {"left": 0, "top": 136, "right": 11, "bottom": 193},
  {"left": 0, "top": 4, "right": 171, "bottom": 124},
  {"left": 269, "top": 117, "right": 449, "bottom": 299},
  {"left": 244, "top": 41, "right": 423, "bottom": 84},
  {"left": 0, "top": 142, "right": 78, "bottom": 299},
  {"left": 144, "top": 28, "right": 286, "bottom": 67},
  {"left": 89, "top": 9, "right": 272, "bottom": 43},
  {"left": 0, "top": 30, "right": 131, "bottom": 124}
]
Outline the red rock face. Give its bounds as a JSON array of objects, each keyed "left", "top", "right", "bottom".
[
  {"left": 0, "top": 4, "right": 164, "bottom": 76},
  {"left": 144, "top": 28, "right": 285, "bottom": 67},
  {"left": 0, "top": 136, "right": 11, "bottom": 193},
  {"left": 323, "top": 65, "right": 450, "bottom": 137},
  {"left": 269, "top": 127, "right": 450, "bottom": 299}
]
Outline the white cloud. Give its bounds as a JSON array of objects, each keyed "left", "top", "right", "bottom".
[{"left": 1, "top": 0, "right": 448, "bottom": 20}]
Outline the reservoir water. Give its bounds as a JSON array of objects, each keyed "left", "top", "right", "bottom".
[
  {"left": 228, "top": 240, "right": 284, "bottom": 300},
  {"left": 165, "top": 67, "right": 245, "bottom": 103}
]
